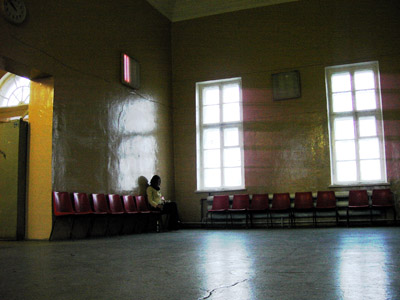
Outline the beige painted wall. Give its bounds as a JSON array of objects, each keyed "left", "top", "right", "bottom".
[
  {"left": 0, "top": 1, "right": 173, "bottom": 239},
  {"left": 171, "top": 0, "right": 400, "bottom": 222}
]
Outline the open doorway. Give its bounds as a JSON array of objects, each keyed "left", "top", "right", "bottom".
[{"left": 0, "top": 68, "right": 54, "bottom": 240}]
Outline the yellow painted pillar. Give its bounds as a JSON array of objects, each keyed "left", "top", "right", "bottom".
[{"left": 26, "top": 77, "right": 53, "bottom": 240}]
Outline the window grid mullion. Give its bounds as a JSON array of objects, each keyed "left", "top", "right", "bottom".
[
  {"left": 219, "top": 84, "right": 225, "bottom": 187},
  {"left": 350, "top": 70, "right": 362, "bottom": 182}
]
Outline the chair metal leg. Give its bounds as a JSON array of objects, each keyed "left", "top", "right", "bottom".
[{"left": 336, "top": 210, "right": 339, "bottom": 226}]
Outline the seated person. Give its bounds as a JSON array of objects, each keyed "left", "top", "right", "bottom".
[{"left": 146, "top": 175, "right": 180, "bottom": 230}]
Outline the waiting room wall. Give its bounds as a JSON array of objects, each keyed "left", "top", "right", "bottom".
[
  {"left": 0, "top": 0, "right": 173, "bottom": 239},
  {"left": 171, "top": 0, "right": 400, "bottom": 222}
]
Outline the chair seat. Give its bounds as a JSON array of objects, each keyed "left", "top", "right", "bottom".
[
  {"left": 270, "top": 207, "right": 290, "bottom": 211},
  {"left": 74, "top": 211, "right": 93, "bottom": 215},
  {"left": 348, "top": 205, "right": 369, "bottom": 208},
  {"left": 209, "top": 209, "right": 227, "bottom": 212},
  {"left": 372, "top": 204, "right": 394, "bottom": 208},
  {"left": 229, "top": 208, "right": 246, "bottom": 212},
  {"left": 93, "top": 211, "right": 108, "bottom": 215},
  {"left": 293, "top": 208, "right": 314, "bottom": 212},
  {"left": 54, "top": 211, "right": 75, "bottom": 217},
  {"left": 248, "top": 208, "right": 268, "bottom": 212}
]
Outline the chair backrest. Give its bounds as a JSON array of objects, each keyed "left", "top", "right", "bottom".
[
  {"left": 348, "top": 190, "right": 369, "bottom": 206},
  {"left": 372, "top": 189, "right": 393, "bottom": 206},
  {"left": 73, "top": 192, "right": 93, "bottom": 213},
  {"left": 136, "top": 195, "right": 150, "bottom": 212},
  {"left": 271, "top": 193, "right": 291, "bottom": 210},
  {"left": 294, "top": 192, "right": 314, "bottom": 209},
  {"left": 316, "top": 191, "right": 336, "bottom": 209},
  {"left": 108, "top": 194, "right": 125, "bottom": 213},
  {"left": 250, "top": 194, "right": 269, "bottom": 210},
  {"left": 122, "top": 195, "right": 138, "bottom": 212},
  {"left": 232, "top": 194, "right": 250, "bottom": 209},
  {"left": 91, "top": 193, "right": 109, "bottom": 213},
  {"left": 212, "top": 195, "right": 230, "bottom": 210},
  {"left": 53, "top": 191, "right": 74, "bottom": 215}
]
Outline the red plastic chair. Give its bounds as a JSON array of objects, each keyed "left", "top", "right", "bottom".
[
  {"left": 206, "top": 195, "right": 230, "bottom": 227},
  {"left": 270, "top": 193, "right": 292, "bottom": 227},
  {"left": 91, "top": 193, "right": 110, "bottom": 214},
  {"left": 108, "top": 194, "right": 126, "bottom": 234},
  {"left": 91, "top": 193, "right": 110, "bottom": 235},
  {"left": 293, "top": 192, "right": 315, "bottom": 227},
  {"left": 347, "top": 190, "right": 371, "bottom": 225},
  {"left": 248, "top": 194, "right": 270, "bottom": 228},
  {"left": 50, "top": 191, "right": 75, "bottom": 240},
  {"left": 315, "top": 191, "right": 338, "bottom": 226},
  {"left": 72, "top": 192, "right": 94, "bottom": 237},
  {"left": 135, "top": 195, "right": 152, "bottom": 213},
  {"left": 122, "top": 195, "right": 139, "bottom": 214},
  {"left": 228, "top": 194, "right": 250, "bottom": 227},
  {"left": 371, "top": 189, "right": 396, "bottom": 223},
  {"left": 73, "top": 192, "right": 94, "bottom": 214},
  {"left": 136, "top": 195, "right": 163, "bottom": 232},
  {"left": 122, "top": 195, "right": 140, "bottom": 233},
  {"left": 108, "top": 194, "right": 125, "bottom": 215}
]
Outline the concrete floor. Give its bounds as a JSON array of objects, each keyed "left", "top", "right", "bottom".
[{"left": 0, "top": 228, "right": 399, "bottom": 300}]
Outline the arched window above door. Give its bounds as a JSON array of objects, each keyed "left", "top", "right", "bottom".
[{"left": 0, "top": 73, "right": 30, "bottom": 107}]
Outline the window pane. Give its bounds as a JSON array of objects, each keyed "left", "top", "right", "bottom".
[
  {"left": 223, "top": 103, "right": 240, "bottom": 122},
  {"left": 224, "top": 127, "right": 239, "bottom": 146},
  {"left": 359, "top": 138, "right": 380, "bottom": 159},
  {"left": 334, "top": 118, "right": 354, "bottom": 140},
  {"left": 356, "top": 90, "right": 376, "bottom": 111},
  {"left": 224, "top": 167, "right": 242, "bottom": 186},
  {"left": 203, "top": 105, "right": 220, "bottom": 124},
  {"left": 204, "top": 149, "right": 220, "bottom": 168},
  {"left": 332, "top": 92, "right": 352, "bottom": 112},
  {"left": 223, "top": 148, "right": 241, "bottom": 167},
  {"left": 331, "top": 73, "right": 351, "bottom": 92},
  {"left": 203, "top": 86, "right": 219, "bottom": 105},
  {"left": 355, "top": 70, "right": 375, "bottom": 90},
  {"left": 335, "top": 140, "right": 356, "bottom": 161},
  {"left": 8, "top": 94, "right": 20, "bottom": 106},
  {"left": 204, "top": 169, "right": 221, "bottom": 187},
  {"left": 336, "top": 161, "right": 357, "bottom": 182},
  {"left": 223, "top": 84, "right": 239, "bottom": 103},
  {"left": 203, "top": 128, "right": 220, "bottom": 149},
  {"left": 360, "top": 160, "right": 381, "bottom": 181},
  {"left": 21, "top": 87, "right": 30, "bottom": 104},
  {"left": 359, "top": 117, "right": 377, "bottom": 137}
]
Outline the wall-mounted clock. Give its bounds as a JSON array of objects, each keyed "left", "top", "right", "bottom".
[{"left": 1, "top": 0, "right": 27, "bottom": 25}]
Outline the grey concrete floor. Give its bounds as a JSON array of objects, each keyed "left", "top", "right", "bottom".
[{"left": 0, "top": 228, "right": 399, "bottom": 300}]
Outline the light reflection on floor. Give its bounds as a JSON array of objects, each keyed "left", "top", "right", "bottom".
[
  {"left": 198, "top": 232, "right": 253, "bottom": 299},
  {"left": 338, "top": 234, "right": 388, "bottom": 300}
]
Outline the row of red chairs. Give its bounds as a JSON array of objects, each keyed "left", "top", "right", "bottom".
[
  {"left": 50, "top": 192, "right": 162, "bottom": 240},
  {"left": 206, "top": 189, "right": 396, "bottom": 227}
]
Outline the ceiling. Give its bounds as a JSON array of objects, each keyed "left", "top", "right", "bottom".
[{"left": 146, "top": 0, "right": 298, "bottom": 22}]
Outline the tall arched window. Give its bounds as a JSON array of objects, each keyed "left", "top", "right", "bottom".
[{"left": 0, "top": 73, "right": 30, "bottom": 107}]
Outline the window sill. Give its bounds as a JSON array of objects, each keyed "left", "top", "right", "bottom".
[
  {"left": 329, "top": 182, "right": 390, "bottom": 188},
  {"left": 195, "top": 188, "right": 246, "bottom": 194}
]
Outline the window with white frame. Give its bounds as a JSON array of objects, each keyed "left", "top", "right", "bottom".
[
  {"left": 325, "top": 61, "right": 387, "bottom": 185},
  {"left": 0, "top": 73, "right": 30, "bottom": 107},
  {"left": 196, "top": 78, "right": 245, "bottom": 191}
]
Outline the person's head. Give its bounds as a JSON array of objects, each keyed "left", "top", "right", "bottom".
[{"left": 150, "top": 175, "right": 161, "bottom": 188}]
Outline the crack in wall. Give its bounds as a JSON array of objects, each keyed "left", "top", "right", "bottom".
[{"left": 199, "top": 279, "right": 248, "bottom": 300}]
